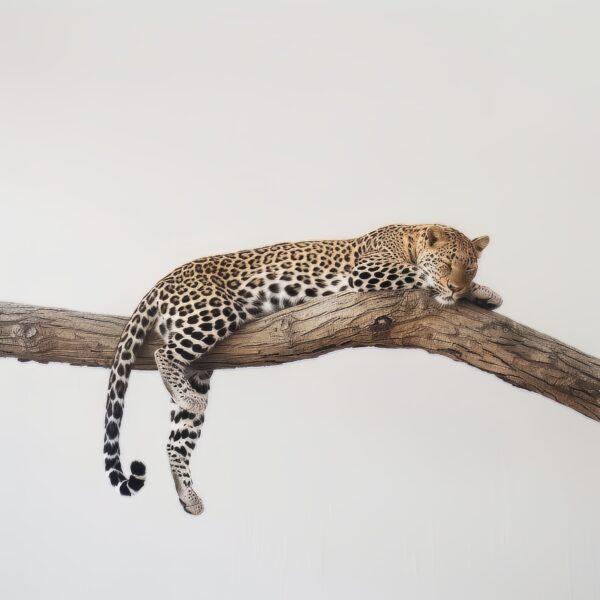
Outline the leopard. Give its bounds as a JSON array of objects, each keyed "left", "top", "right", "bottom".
[{"left": 103, "top": 223, "right": 502, "bottom": 514}]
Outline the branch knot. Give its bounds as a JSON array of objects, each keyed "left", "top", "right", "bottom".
[{"left": 370, "top": 315, "right": 394, "bottom": 333}]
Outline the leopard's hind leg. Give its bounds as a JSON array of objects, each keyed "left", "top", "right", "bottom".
[
  {"left": 167, "top": 369, "right": 213, "bottom": 515},
  {"left": 154, "top": 302, "right": 236, "bottom": 414},
  {"left": 155, "top": 346, "right": 210, "bottom": 414},
  {"left": 155, "top": 294, "right": 241, "bottom": 514}
]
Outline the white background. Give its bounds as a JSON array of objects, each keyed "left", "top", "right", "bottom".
[{"left": 1, "top": 2, "right": 599, "bottom": 599}]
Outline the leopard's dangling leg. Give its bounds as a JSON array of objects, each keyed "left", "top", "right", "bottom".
[
  {"left": 155, "top": 346, "right": 210, "bottom": 414},
  {"left": 167, "top": 369, "right": 213, "bottom": 515}
]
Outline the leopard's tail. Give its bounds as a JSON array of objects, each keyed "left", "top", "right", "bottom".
[{"left": 104, "top": 291, "right": 159, "bottom": 497}]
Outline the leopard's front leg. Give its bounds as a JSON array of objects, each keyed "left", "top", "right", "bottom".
[{"left": 464, "top": 282, "right": 503, "bottom": 310}]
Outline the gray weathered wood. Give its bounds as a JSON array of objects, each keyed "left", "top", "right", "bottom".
[{"left": 1, "top": 291, "right": 599, "bottom": 421}]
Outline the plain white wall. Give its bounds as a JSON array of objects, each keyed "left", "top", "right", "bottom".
[{"left": 1, "top": 1, "right": 599, "bottom": 599}]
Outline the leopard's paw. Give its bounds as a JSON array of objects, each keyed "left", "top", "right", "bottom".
[
  {"left": 468, "top": 284, "right": 503, "bottom": 310},
  {"left": 179, "top": 488, "right": 204, "bottom": 516}
]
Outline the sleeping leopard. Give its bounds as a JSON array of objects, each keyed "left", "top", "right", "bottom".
[{"left": 104, "top": 223, "right": 502, "bottom": 514}]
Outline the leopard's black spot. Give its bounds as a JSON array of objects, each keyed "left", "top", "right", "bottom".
[
  {"left": 113, "top": 402, "right": 123, "bottom": 419},
  {"left": 128, "top": 476, "right": 145, "bottom": 492},
  {"left": 109, "top": 471, "right": 121, "bottom": 486},
  {"left": 175, "top": 348, "right": 195, "bottom": 361},
  {"left": 106, "top": 421, "right": 119, "bottom": 439}
]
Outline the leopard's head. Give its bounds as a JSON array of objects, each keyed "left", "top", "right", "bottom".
[{"left": 417, "top": 225, "right": 489, "bottom": 305}]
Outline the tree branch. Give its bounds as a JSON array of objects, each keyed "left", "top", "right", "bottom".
[{"left": 1, "top": 291, "right": 599, "bottom": 421}]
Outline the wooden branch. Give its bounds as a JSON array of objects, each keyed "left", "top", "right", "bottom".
[{"left": 1, "top": 291, "right": 599, "bottom": 421}]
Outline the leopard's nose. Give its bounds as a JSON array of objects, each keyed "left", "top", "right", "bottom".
[{"left": 448, "top": 282, "right": 462, "bottom": 293}]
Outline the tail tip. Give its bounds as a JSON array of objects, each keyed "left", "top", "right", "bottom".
[
  {"left": 131, "top": 460, "right": 146, "bottom": 477},
  {"left": 113, "top": 460, "right": 147, "bottom": 496},
  {"left": 126, "top": 460, "right": 146, "bottom": 494}
]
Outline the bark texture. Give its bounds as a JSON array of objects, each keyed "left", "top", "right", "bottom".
[{"left": 1, "top": 291, "right": 599, "bottom": 421}]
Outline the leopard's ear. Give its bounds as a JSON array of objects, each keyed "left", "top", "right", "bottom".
[
  {"left": 472, "top": 235, "right": 490, "bottom": 254},
  {"left": 426, "top": 225, "right": 447, "bottom": 247}
]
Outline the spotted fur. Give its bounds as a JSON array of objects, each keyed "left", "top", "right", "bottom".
[{"left": 104, "top": 224, "right": 501, "bottom": 512}]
